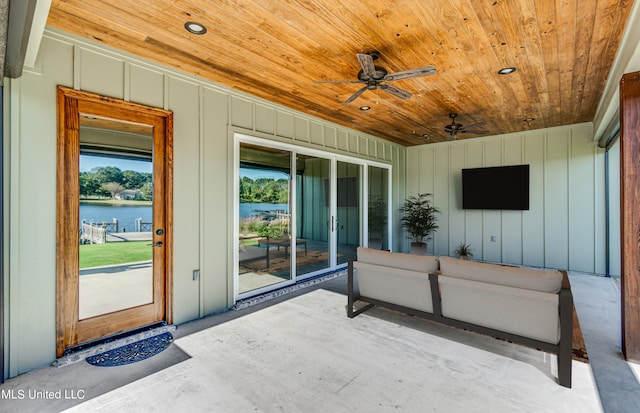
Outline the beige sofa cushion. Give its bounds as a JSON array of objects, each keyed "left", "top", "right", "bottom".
[
  {"left": 438, "top": 256, "right": 562, "bottom": 293},
  {"left": 439, "top": 275, "right": 560, "bottom": 344},
  {"left": 354, "top": 261, "right": 433, "bottom": 313},
  {"left": 357, "top": 247, "right": 439, "bottom": 273}
]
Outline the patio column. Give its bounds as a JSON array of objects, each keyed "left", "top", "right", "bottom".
[{"left": 620, "top": 71, "right": 640, "bottom": 362}]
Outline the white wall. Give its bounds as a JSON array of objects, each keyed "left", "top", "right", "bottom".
[
  {"left": 406, "top": 123, "right": 607, "bottom": 274},
  {"left": 3, "top": 28, "right": 406, "bottom": 378}
]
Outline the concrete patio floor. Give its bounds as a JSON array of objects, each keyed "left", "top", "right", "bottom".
[{"left": 1, "top": 272, "right": 639, "bottom": 412}]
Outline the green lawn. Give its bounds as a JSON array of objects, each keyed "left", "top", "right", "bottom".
[{"left": 80, "top": 241, "right": 152, "bottom": 269}]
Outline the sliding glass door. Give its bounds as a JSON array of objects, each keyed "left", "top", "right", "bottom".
[
  {"left": 295, "top": 154, "right": 331, "bottom": 277},
  {"left": 367, "top": 165, "right": 389, "bottom": 250},
  {"left": 336, "top": 161, "right": 361, "bottom": 264},
  {"left": 238, "top": 143, "right": 292, "bottom": 294},
  {"left": 235, "top": 136, "right": 390, "bottom": 299}
]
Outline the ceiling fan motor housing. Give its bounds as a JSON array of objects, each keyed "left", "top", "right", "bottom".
[{"left": 357, "top": 67, "right": 388, "bottom": 82}]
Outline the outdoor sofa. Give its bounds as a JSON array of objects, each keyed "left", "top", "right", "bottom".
[{"left": 347, "top": 247, "right": 573, "bottom": 388}]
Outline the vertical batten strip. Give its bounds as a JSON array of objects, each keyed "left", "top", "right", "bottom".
[
  {"left": 73, "top": 45, "right": 80, "bottom": 90},
  {"left": 123, "top": 62, "right": 130, "bottom": 101},
  {"left": 198, "top": 86, "right": 205, "bottom": 318}
]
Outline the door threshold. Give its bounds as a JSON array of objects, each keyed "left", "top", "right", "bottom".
[
  {"left": 234, "top": 267, "right": 347, "bottom": 310},
  {"left": 54, "top": 322, "right": 176, "bottom": 368}
]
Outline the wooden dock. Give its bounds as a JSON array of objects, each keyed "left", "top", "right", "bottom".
[{"left": 105, "top": 232, "right": 153, "bottom": 242}]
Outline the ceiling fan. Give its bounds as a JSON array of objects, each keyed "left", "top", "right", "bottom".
[
  {"left": 313, "top": 51, "right": 436, "bottom": 104},
  {"left": 444, "top": 113, "right": 489, "bottom": 141}
]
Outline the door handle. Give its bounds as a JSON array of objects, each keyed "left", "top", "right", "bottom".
[{"left": 148, "top": 241, "right": 163, "bottom": 247}]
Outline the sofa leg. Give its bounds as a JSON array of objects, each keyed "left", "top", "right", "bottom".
[
  {"left": 558, "top": 287, "right": 573, "bottom": 388},
  {"left": 348, "top": 302, "right": 374, "bottom": 318},
  {"left": 558, "top": 353, "right": 572, "bottom": 388},
  {"left": 347, "top": 260, "right": 371, "bottom": 318}
]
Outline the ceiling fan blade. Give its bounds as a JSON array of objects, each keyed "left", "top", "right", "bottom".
[
  {"left": 461, "top": 121, "right": 486, "bottom": 130},
  {"left": 356, "top": 53, "right": 377, "bottom": 78},
  {"left": 384, "top": 65, "right": 436, "bottom": 81},
  {"left": 380, "top": 84, "right": 412, "bottom": 100},
  {"left": 460, "top": 129, "right": 489, "bottom": 134},
  {"left": 344, "top": 86, "right": 368, "bottom": 104},
  {"left": 313, "top": 79, "right": 362, "bottom": 84}
]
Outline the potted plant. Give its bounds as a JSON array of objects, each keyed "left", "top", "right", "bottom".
[
  {"left": 256, "top": 219, "right": 289, "bottom": 240},
  {"left": 399, "top": 193, "right": 439, "bottom": 255},
  {"left": 368, "top": 196, "right": 387, "bottom": 249},
  {"left": 453, "top": 242, "right": 473, "bottom": 260}
]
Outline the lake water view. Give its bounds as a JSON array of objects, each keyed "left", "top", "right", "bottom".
[
  {"left": 80, "top": 203, "right": 152, "bottom": 232},
  {"left": 240, "top": 203, "right": 288, "bottom": 219},
  {"left": 81, "top": 203, "right": 287, "bottom": 232}
]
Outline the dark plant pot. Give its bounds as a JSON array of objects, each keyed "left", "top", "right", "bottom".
[
  {"left": 369, "top": 238, "right": 383, "bottom": 250},
  {"left": 410, "top": 242, "right": 427, "bottom": 255}
]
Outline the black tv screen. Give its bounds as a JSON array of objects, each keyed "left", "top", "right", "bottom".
[{"left": 462, "top": 165, "right": 529, "bottom": 210}]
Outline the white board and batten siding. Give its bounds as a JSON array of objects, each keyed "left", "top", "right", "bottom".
[{"left": 406, "top": 124, "right": 607, "bottom": 275}]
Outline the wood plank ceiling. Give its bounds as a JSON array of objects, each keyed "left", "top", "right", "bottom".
[{"left": 47, "top": 0, "right": 633, "bottom": 146}]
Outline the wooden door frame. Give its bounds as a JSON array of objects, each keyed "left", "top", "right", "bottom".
[
  {"left": 56, "top": 86, "right": 173, "bottom": 358},
  {"left": 620, "top": 72, "right": 640, "bottom": 362}
]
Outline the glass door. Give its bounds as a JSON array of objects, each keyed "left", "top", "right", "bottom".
[
  {"left": 336, "top": 161, "right": 361, "bottom": 265},
  {"left": 56, "top": 87, "right": 172, "bottom": 357},
  {"left": 235, "top": 136, "right": 389, "bottom": 300},
  {"left": 78, "top": 150, "right": 154, "bottom": 320},
  {"left": 367, "top": 165, "right": 390, "bottom": 250},
  {"left": 238, "top": 143, "right": 292, "bottom": 294},
  {"left": 295, "top": 154, "right": 331, "bottom": 278}
]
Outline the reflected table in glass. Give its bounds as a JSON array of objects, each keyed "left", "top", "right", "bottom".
[{"left": 258, "top": 238, "right": 308, "bottom": 268}]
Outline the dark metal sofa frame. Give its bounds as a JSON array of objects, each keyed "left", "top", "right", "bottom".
[{"left": 346, "top": 261, "right": 573, "bottom": 388}]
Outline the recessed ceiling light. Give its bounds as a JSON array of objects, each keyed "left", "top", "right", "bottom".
[
  {"left": 184, "top": 21, "right": 207, "bottom": 35},
  {"left": 498, "top": 67, "right": 516, "bottom": 75},
  {"left": 360, "top": 106, "right": 371, "bottom": 111},
  {"left": 524, "top": 117, "right": 535, "bottom": 122},
  {"left": 422, "top": 134, "right": 429, "bottom": 139}
]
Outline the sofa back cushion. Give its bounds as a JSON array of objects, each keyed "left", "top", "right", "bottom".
[
  {"left": 357, "top": 247, "right": 439, "bottom": 273},
  {"left": 438, "top": 256, "right": 562, "bottom": 293}
]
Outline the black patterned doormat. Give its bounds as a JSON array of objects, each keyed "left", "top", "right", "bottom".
[{"left": 86, "top": 332, "right": 173, "bottom": 367}]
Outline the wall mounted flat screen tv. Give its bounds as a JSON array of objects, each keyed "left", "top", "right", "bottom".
[{"left": 462, "top": 165, "right": 530, "bottom": 210}]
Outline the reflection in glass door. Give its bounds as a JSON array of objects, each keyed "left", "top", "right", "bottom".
[
  {"left": 238, "top": 143, "right": 292, "bottom": 294},
  {"left": 295, "top": 154, "right": 331, "bottom": 277},
  {"left": 336, "top": 161, "right": 361, "bottom": 264}
]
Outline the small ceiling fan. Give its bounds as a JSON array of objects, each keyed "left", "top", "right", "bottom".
[
  {"left": 444, "top": 113, "right": 489, "bottom": 141},
  {"left": 313, "top": 51, "right": 436, "bottom": 104}
]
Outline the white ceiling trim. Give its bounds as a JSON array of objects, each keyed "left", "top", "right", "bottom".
[{"left": 23, "top": 0, "right": 51, "bottom": 68}]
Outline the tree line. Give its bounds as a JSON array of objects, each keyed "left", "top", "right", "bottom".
[
  {"left": 239, "top": 176, "right": 289, "bottom": 204},
  {"left": 80, "top": 166, "right": 152, "bottom": 200}
]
